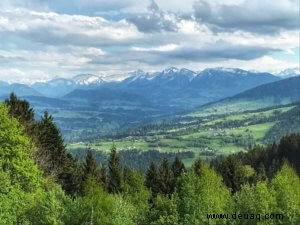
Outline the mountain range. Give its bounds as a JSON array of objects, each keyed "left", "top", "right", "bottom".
[
  {"left": 0, "top": 67, "right": 299, "bottom": 141},
  {"left": 1, "top": 67, "right": 297, "bottom": 100}
]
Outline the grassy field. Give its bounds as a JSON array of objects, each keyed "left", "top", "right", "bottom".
[{"left": 68, "top": 104, "right": 297, "bottom": 165}]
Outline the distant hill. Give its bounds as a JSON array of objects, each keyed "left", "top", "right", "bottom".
[
  {"left": 230, "top": 76, "right": 300, "bottom": 101},
  {"left": 188, "top": 76, "right": 300, "bottom": 116},
  {"left": 32, "top": 78, "right": 76, "bottom": 97},
  {"left": 64, "top": 88, "right": 151, "bottom": 106},
  {"left": 0, "top": 83, "right": 42, "bottom": 98}
]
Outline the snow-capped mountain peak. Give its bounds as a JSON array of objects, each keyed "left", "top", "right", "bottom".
[
  {"left": 162, "top": 67, "right": 179, "bottom": 74},
  {"left": 199, "top": 67, "right": 249, "bottom": 77},
  {"left": 276, "top": 68, "right": 300, "bottom": 78},
  {"left": 72, "top": 74, "right": 105, "bottom": 85}
]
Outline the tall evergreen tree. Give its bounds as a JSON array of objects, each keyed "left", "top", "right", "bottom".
[
  {"left": 35, "top": 111, "right": 74, "bottom": 192},
  {"left": 255, "top": 162, "right": 267, "bottom": 182},
  {"left": 171, "top": 156, "right": 185, "bottom": 179},
  {"left": 158, "top": 159, "right": 173, "bottom": 196},
  {"left": 192, "top": 158, "right": 204, "bottom": 176},
  {"left": 5, "top": 93, "right": 35, "bottom": 135},
  {"left": 108, "top": 145, "right": 122, "bottom": 194},
  {"left": 99, "top": 163, "right": 108, "bottom": 190},
  {"left": 35, "top": 111, "right": 70, "bottom": 175},
  {"left": 145, "top": 162, "right": 159, "bottom": 198},
  {"left": 84, "top": 148, "right": 100, "bottom": 182},
  {"left": 216, "top": 155, "right": 246, "bottom": 192}
]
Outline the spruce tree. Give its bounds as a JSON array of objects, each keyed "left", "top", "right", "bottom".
[
  {"left": 217, "top": 156, "right": 246, "bottom": 192},
  {"left": 84, "top": 148, "right": 100, "bottom": 182},
  {"left": 255, "top": 162, "right": 267, "bottom": 182},
  {"left": 158, "top": 159, "right": 173, "bottom": 196},
  {"left": 108, "top": 144, "right": 122, "bottom": 194},
  {"left": 5, "top": 93, "right": 35, "bottom": 135},
  {"left": 35, "top": 111, "right": 75, "bottom": 194},
  {"left": 99, "top": 163, "right": 107, "bottom": 190},
  {"left": 146, "top": 162, "right": 159, "bottom": 198},
  {"left": 171, "top": 156, "right": 185, "bottom": 179},
  {"left": 192, "top": 158, "right": 204, "bottom": 176},
  {"left": 35, "top": 111, "right": 70, "bottom": 175},
  {"left": 171, "top": 156, "right": 185, "bottom": 190}
]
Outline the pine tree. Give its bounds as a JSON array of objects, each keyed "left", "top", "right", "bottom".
[
  {"left": 123, "top": 166, "right": 133, "bottom": 184},
  {"left": 255, "top": 162, "right": 267, "bottom": 182},
  {"left": 217, "top": 156, "right": 246, "bottom": 192},
  {"left": 108, "top": 144, "right": 122, "bottom": 194},
  {"left": 158, "top": 159, "right": 173, "bottom": 196},
  {"left": 192, "top": 158, "right": 204, "bottom": 176},
  {"left": 99, "top": 163, "right": 107, "bottom": 190},
  {"left": 171, "top": 156, "right": 185, "bottom": 191},
  {"left": 171, "top": 156, "right": 185, "bottom": 179},
  {"left": 35, "top": 111, "right": 73, "bottom": 192},
  {"left": 35, "top": 112, "right": 69, "bottom": 174},
  {"left": 5, "top": 93, "right": 35, "bottom": 135},
  {"left": 84, "top": 148, "right": 100, "bottom": 182},
  {"left": 145, "top": 162, "right": 159, "bottom": 198}
]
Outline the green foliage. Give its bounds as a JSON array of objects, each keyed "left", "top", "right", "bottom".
[
  {"left": 215, "top": 155, "right": 249, "bottom": 192},
  {"left": 1, "top": 95, "right": 300, "bottom": 225},
  {"left": 108, "top": 144, "right": 122, "bottom": 194},
  {"left": 123, "top": 168, "right": 150, "bottom": 224},
  {"left": 0, "top": 103, "right": 42, "bottom": 224},
  {"left": 0, "top": 104, "right": 42, "bottom": 191},
  {"left": 271, "top": 163, "right": 300, "bottom": 224},
  {"left": 84, "top": 148, "right": 100, "bottom": 182},
  {"left": 65, "top": 177, "right": 115, "bottom": 225},
  {"left": 26, "top": 184, "right": 70, "bottom": 225},
  {"left": 177, "top": 164, "right": 232, "bottom": 225},
  {"left": 100, "top": 163, "right": 108, "bottom": 190},
  {"left": 145, "top": 195, "right": 179, "bottom": 225},
  {"left": 0, "top": 174, "right": 31, "bottom": 225},
  {"left": 5, "top": 93, "right": 35, "bottom": 132},
  {"left": 171, "top": 156, "right": 185, "bottom": 178},
  {"left": 146, "top": 162, "right": 159, "bottom": 198},
  {"left": 234, "top": 182, "right": 277, "bottom": 225},
  {"left": 158, "top": 159, "right": 173, "bottom": 196},
  {"left": 111, "top": 195, "right": 137, "bottom": 225},
  {"left": 35, "top": 111, "right": 70, "bottom": 176}
]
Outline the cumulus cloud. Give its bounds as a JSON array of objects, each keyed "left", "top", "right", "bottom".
[
  {"left": 0, "top": 9, "right": 141, "bottom": 47},
  {"left": 0, "top": 0, "right": 298, "bottom": 82},
  {"left": 126, "top": 0, "right": 179, "bottom": 33},
  {"left": 193, "top": 0, "right": 300, "bottom": 34}
]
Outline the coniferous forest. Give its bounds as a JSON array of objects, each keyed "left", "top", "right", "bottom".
[{"left": 0, "top": 93, "right": 299, "bottom": 225}]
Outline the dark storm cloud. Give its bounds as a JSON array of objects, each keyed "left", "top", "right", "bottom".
[
  {"left": 164, "top": 44, "right": 278, "bottom": 61},
  {"left": 126, "top": 0, "right": 178, "bottom": 33},
  {"left": 88, "top": 42, "right": 278, "bottom": 66},
  {"left": 193, "top": 0, "right": 300, "bottom": 34}
]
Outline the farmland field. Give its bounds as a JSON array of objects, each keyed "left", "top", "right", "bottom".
[{"left": 69, "top": 103, "right": 300, "bottom": 164}]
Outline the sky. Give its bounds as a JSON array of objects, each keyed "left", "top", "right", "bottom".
[{"left": 0, "top": 0, "right": 299, "bottom": 83}]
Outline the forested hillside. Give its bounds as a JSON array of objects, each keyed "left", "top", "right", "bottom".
[
  {"left": 1, "top": 94, "right": 299, "bottom": 224},
  {"left": 71, "top": 103, "right": 300, "bottom": 168}
]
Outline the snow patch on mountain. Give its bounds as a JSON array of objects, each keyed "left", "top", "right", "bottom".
[
  {"left": 72, "top": 74, "right": 105, "bottom": 85},
  {"left": 276, "top": 68, "right": 300, "bottom": 78}
]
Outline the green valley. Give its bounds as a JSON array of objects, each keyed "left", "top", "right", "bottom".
[{"left": 69, "top": 103, "right": 300, "bottom": 165}]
